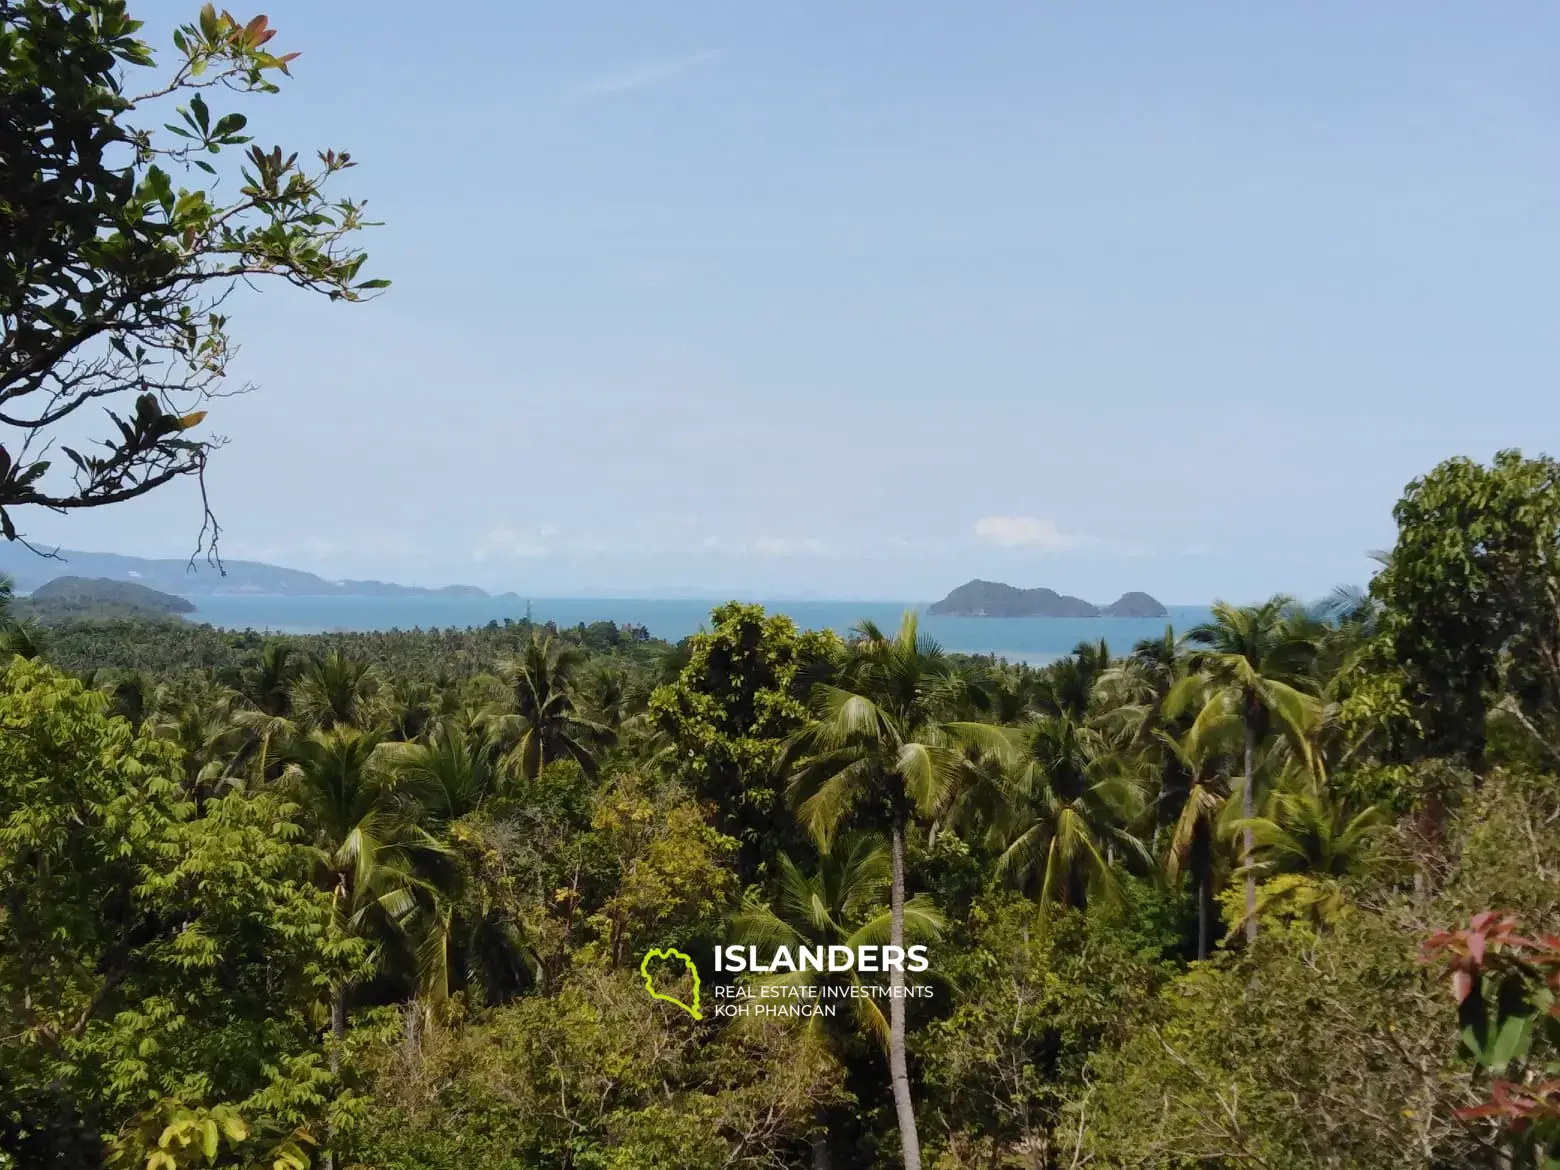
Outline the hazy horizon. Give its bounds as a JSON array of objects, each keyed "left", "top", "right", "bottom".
[{"left": 2, "top": 541, "right": 1250, "bottom": 607}]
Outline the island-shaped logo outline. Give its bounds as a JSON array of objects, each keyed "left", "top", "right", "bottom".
[{"left": 639, "top": 947, "right": 703, "bottom": 1020}]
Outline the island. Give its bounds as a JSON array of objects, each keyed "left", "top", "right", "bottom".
[
  {"left": 928, "top": 579, "right": 1167, "bottom": 618},
  {"left": 21, "top": 576, "right": 197, "bottom": 621},
  {"left": 1100, "top": 591, "right": 1170, "bottom": 618},
  {"left": 0, "top": 544, "right": 496, "bottom": 598}
]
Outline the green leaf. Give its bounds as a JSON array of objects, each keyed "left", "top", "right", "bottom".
[
  {"left": 1488, "top": 973, "right": 1538, "bottom": 1071},
  {"left": 201, "top": 1117, "right": 219, "bottom": 1159}
]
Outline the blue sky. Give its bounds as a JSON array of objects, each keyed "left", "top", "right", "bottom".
[{"left": 22, "top": 1, "right": 1560, "bottom": 601}]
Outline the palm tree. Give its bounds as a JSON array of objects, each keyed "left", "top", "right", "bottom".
[
  {"left": 990, "top": 714, "right": 1148, "bottom": 917},
  {"left": 785, "top": 611, "right": 966, "bottom": 1170},
  {"left": 1157, "top": 729, "right": 1230, "bottom": 959},
  {"left": 149, "top": 685, "right": 247, "bottom": 812},
  {"left": 0, "top": 615, "right": 43, "bottom": 662},
  {"left": 1240, "top": 779, "right": 1385, "bottom": 880},
  {"left": 486, "top": 634, "right": 609, "bottom": 780},
  {"left": 0, "top": 574, "right": 40, "bottom": 664},
  {"left": 727, "top": 833, "right": 943, "bottom": 1170},
  {"left": 103, "top": 670, "right": 158, "bottom": 731},
  {"left": 1035, "top": 640, "right": 1112, "bottom": 721},
  {"left": 281, "top": 729, "right": 453, "bottom": 1058},
  {"left": 232, "top": 640, "right": 300, "bottom": 718},
  {"left": 1172, "top": 597, "right": 1322, "bottom": 942},
  {"left": 1227, "top": 777, "right": 1385, "bottom": 932},
  {"left": 291, "top": 650, "right": 384, "bottom": 731},
  {"left": 281, "top": 727, "right": 452, "bottom": 1170},
  {"left": 384, "top": 727, "right": 536, "bottom": 1008}
]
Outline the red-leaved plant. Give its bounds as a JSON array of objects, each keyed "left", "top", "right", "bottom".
[{"left": 1423, "top": 912, "right": 1560, "bottom": 1164}]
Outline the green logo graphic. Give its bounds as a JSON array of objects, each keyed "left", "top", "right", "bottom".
[{"left": 640, "top": 947, "right": 703, "bottom": 1020}]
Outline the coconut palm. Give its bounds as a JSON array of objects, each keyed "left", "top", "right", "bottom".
[
  {"left": 1222, "top": 777, "right": 1385, "bottom": 932},
  {"left": 991, "top": 713, "right": 1149, "bottom": 917},
  {"left": 281, "top": 727, "right": 453, "bottom": 1170},
  {"left": 383, "top": 726, "right": 537, "bottom": 1006},
  {"left": 385, "top": 677, "right": 452, "bottom": 742},
  {"left": 785, "top": 611, "right": 969, "bottom": 1170},
  {"left": 1035, "top": 640, "right": 1112, "bottom": 721},
  {"left": 0, "top": 614, "right": 43, "bottom": 662},
  {"left": 729, "top": 833, "right": 943, "bottom": 1045},
  {"left": 103, "top": 670, "right": 158, "bottom": 731},
  {"left": 149, "top": 684, "right": 247, "bottom": 811},
  {"left": 282, "top": 731, "right": 440, "bottom": 953},
  {"left": 486, "top": 634, "right": 610, "bottom": 780},
  {"left": 1157, "top": 729, "right": 1231, "bottom": 959},
  {"left": 1239, "top": 779, "right": 1386, "bottom": 880},
  {"left": 1171, "top": 597, "right": 1323, "bottom": 942},
  {"left": 727, "top": 833, "right": 943, "bottom": 1170},
  {"left": 291, "top": 650, "right": 384, "bottom": 731},
  {"left": 232, "top": 640, "right": 300, "bottom": 718}
]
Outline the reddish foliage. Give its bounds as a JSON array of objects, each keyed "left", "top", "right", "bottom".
[{"left": 1424, "top": 912, "right": 1560, "bottom": 1147}]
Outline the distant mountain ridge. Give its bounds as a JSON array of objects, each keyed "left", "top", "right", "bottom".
[
  {"left": 928, "top": 579, "right": 1168, "bottom": 618},
  {"left": 0, "top": 544, "right": 502, "bottom": 599}
]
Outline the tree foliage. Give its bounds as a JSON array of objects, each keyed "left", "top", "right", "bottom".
[
  {"left": 5, "top": 445, "right": 1560, "bottom": 1167},
  {"left": 0, "top": 0, "right": 384, "bottom": 550}
]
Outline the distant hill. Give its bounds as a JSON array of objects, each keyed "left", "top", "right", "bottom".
[
  {"left": 928, "top": 580, "right": 1100, "bottom": 618},
  {"left": 17, "top": 576, "right": 197, "bottom": 622},
  {"left": 928, "top": 580, "right": 1167, "bottom": 618},
  {"left": 0, "top": 544, "right": 492, "bottom": 598},
  {"left": 1099, "top": 591, "right": 1170, "bottom": 618},
  {"left": 31, "top": 576, "right": 196, "bottom": 612}
]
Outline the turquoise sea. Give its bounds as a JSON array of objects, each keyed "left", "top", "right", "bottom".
[{"left": 185, "top": 596, "right": 1215, "bottom": 665}]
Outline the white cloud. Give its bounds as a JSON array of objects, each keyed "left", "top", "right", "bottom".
[
  {"left": 973, "top": 516, "right": 1085, "bottom": 550},
  {"left": 472, "top": 527, "right": 550, "bottom": 563},
  {"left": 575, "top": 50, "right": 722, "bottom": 98}
]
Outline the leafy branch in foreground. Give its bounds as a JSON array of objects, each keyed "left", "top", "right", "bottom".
[
  {"left": 0, "top": 0, "right": 387, "bottom": 555},
  {"left": 1424, "top": 911, "right": 1560, "bottom": 1164}
]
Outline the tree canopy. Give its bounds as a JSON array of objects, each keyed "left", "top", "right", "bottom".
[{"left": 1, "top": 0, "right": 384, "bottom": 553}]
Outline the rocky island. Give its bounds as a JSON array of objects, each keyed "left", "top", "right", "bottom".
[
  {"left": 1099, "top": 591, "right": 1169, "bottom": 618},
  {"left": 928, "top": 579, "right": 1168, "bottom": 618}
]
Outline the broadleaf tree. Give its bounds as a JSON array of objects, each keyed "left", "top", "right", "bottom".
[{"left": 0, "top": 0, "right": 386, "bottom": 554}]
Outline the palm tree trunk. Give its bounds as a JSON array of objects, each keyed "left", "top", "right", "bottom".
[
  {"left": 323, "top": 981, "right": 346, "bottom": 1170},
  {"left": 1243, "top": 718, "right": 1258, "bottom": 943},
  {"left": 888, "top": 815, "right": 922, "bottom": 1170},
  {"left": 1197, "top": 873, "right": 1210, "bottom": 961}
]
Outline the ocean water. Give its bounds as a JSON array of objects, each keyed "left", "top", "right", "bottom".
[{"left": 185, "top": 596, "right": 1215, "bottom": 665}]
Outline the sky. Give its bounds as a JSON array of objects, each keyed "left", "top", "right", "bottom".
[{"left": 18, "top": 2, "right": 1560, "bottom": 601}]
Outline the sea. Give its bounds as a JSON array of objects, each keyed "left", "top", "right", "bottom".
[{"left": 184, "top": 596, "right": 1216, "bottom": 666}]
